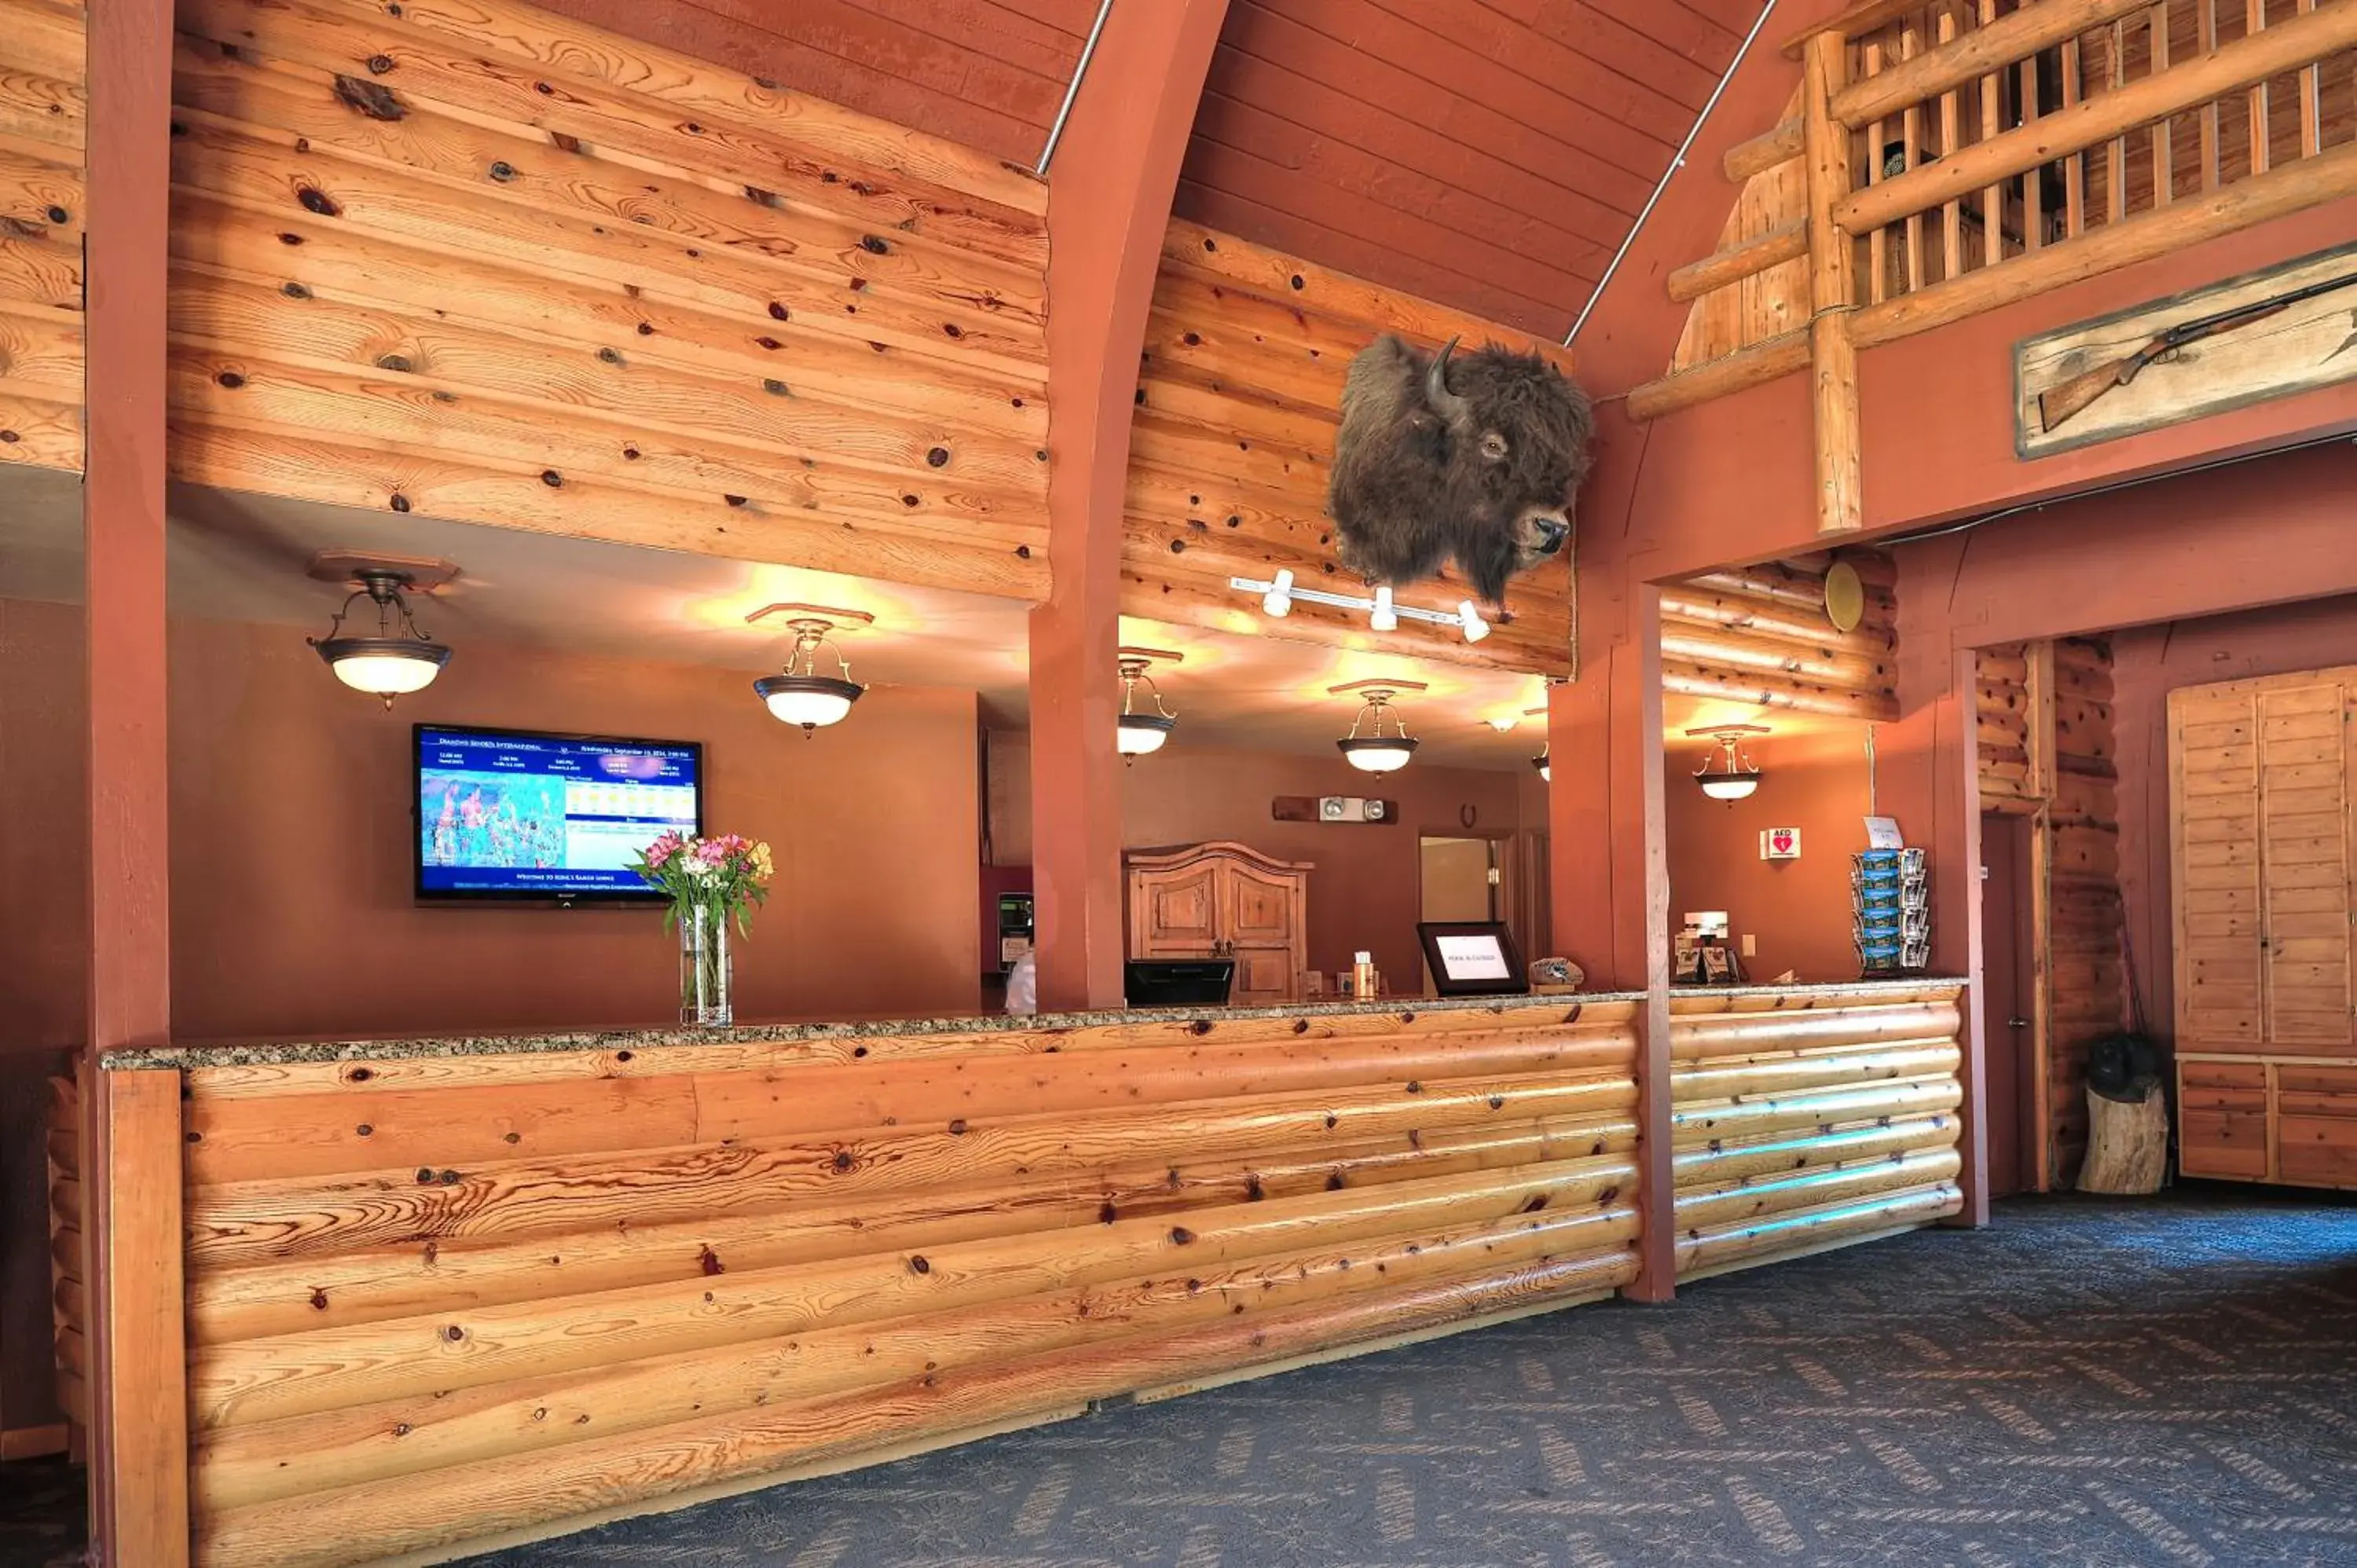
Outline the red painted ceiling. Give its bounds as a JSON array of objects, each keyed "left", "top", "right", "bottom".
[
  {"left": 1178, "top": 0, "right": 1771, "bottom": 339},
  {"left": 537, "top": 0, "right": 1767, "bottom": 337},
  {"left": 530, "top": 0, "right": 1104, "bottom": 170}
]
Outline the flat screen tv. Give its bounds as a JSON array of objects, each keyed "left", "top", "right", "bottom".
[{"left": 413, "top": 724, "right": 702, "bottom": 903}]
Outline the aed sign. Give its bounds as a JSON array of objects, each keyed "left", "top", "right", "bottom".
[{"left": 1760, "top": 826, "right": 1802, "bottom": 860}]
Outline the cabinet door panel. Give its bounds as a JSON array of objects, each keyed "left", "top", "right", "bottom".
[
  {"left": 1229, "top": 948, "right": 1296, "bottom": 1006},
  {"left": 2172, "top": 687, "right": 2264, "bottom": 1050},
  {"left": 1224, "top": 867, "right": 1300, "bottom": 945},
  {"left": 2179, "top": 1110, "right": 2269, "bottom": 1178},
  {"left": 1136, "top": 867, "right": 1221, "bottom": 952},
  {"left": 2259, "top": 683, "right": 2354, "bottom": 1050}
]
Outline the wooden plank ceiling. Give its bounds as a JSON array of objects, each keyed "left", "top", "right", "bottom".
[
  {"left": 1179, "top": 0, "right": 1772, "bottom": 337},
  {"left": 528, "top": 0, "right": 1104, "bottom": 169},
  {"left": 532, "top": 0, "right": 1769, "bottom": 339}
]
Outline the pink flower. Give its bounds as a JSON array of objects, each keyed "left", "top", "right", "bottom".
[
  {"left": 643, "top": 831, "right": 683, "bottom": 870},
  {"left": 696, "top": 839, "right": 729, "bottom": 866}
]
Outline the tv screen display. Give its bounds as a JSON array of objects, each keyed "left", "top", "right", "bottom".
[{"left": 414, "top": 724, "right": 702, "bottom": 902}]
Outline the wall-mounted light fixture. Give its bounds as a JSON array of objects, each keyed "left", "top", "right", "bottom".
[
  {"left": 1228, "top": 574, "right": 1491, "bottom": 644},
  {"left": 1331, "top": 677, "right": 1426, "bottom": 773},
  {"left": 1690, "top": 724, "right": 1769, "bottom": 801},
  {"left": 1116, "top": 646, "right": 1182, "bottom": 757},
  {"left": 748, "top": 603, "right": 871, "bottom": 734},
  {"left": 306, "top": 551, "right": 458, "bottom": 708}
]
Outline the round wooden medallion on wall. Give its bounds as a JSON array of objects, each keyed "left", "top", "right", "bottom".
[{"left": 1824, "top": 559, "right": 1865, "bottom": 633}]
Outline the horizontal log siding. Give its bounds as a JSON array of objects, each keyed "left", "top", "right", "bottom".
[
  {"left": 1124, "top": 220, "right": 1578, "bottom": 677},
  {"left": 0, "top": 0, "right": 85, "bottom": 472},
  {"left": 1659, "top": 548, "right": 1900, "bottom": 724},
  {"left": 148, "top": 0, "right": 1048, "bottom": 599},
  {"left": 176, "top": 999, "right": 1643, "bottom": 1566},
  {"left": 1668, "top": 984, "right": 1967, "bottom": 1278}
]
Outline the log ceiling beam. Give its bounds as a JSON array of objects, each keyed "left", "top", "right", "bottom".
[{"left": 1028, "top": 0, "right": 1230, "bottom": 1013}]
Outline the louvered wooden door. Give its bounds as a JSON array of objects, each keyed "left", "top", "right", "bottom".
[
  {"left": 2171, "top": 669, "right": 2357, "bottom": 1191},
  {"left": 2254, "top": 682, "right": 2355, "bottom": 1052},
  {"left": 2172, "top": 687, "right": 2265, "bottom": 1050}
]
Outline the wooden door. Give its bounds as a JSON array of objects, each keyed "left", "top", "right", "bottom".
[
  {"left": 1131, "top": 863, "right": 1222, "bottom": 958},
  {"left": 2255, "top": 682, "right": 2355, "bottom": 1053},
  {"left": 1981, "top": 812, "right": 2036, "bottom": 1198},
  {"left": 1223, "top": 861, "right": 1306, "bottom": 1006},
  {"left": 2172, "top": 687, "right": 2265, "bottom": 1051}
]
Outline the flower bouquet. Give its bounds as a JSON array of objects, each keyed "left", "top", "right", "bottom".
[{"left": 633, "top": 831, "right": 773, "bottom": 1027}]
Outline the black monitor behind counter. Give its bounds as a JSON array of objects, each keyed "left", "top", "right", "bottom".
[{"left": 1124, "top": 958, "right": 1237, "bottom": 1008}]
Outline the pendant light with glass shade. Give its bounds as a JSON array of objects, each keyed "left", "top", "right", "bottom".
[
  {"left": 306, "top": 553, "right": 458, "bottom": 708},
  {"left": 747, "top": 603, "right": 871, "bottom": 734},
  {"left": 1116, "top": 646, "right": 1182, "bottom": 758},
  {"left": 1330, "top": 678, "right": 1425, "bottom": 773},
  {"left": 1689, "top": 724, "right": 1769, "bottom": 801}
]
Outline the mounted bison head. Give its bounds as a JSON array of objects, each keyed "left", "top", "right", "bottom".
[{"left": 1328, "top": 335, "right": 1593, "bottom": 606}]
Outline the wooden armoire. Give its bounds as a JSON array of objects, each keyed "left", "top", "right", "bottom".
[
  {"left": 1126, "top": 842, "right": 1312, "bottom": 1006},
  {"left": 2171, "top": 666, "right": 2357, "bottom": 1190}
]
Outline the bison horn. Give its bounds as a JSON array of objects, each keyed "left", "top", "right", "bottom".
[{"left": 1424, "top": 337, "right": 1472, "bottom": 426}]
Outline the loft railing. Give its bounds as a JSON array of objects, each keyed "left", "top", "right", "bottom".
[{"left": 1629, "top": 0, "right": 2357, "bottom": 533}]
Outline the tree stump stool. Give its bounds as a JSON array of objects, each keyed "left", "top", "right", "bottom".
[{"left": 2078, "top": 1086, "right": 2169, "bottom": 1195}]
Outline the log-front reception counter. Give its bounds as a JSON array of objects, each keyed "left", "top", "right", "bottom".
[{"left": 51, "top": 980, "right": 1966, "bottom": 1566}]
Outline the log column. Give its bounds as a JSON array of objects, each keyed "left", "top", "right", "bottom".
[
  {"left": 1883, "top": 644, "right": 1990, "bottom": 1228},
  {"left": 1549, "top": 578, "right": 1673, "bottom": 1299},
  {"left": 1804, "top": 29, "right": 1863, "bottom": 534},
  {"left": 84, "top": 0, "right": 182, "bottom": 1557},
  {"left": 1028, "top": 0, "right": 1230, "bottom": 1012}
]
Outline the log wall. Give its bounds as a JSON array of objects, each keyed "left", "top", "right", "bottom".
[
  {"left": 1126, "top": 221, "right": 1580, "bottom": 676},
  {"left": 1975, "top": 634, "right": 2125, "bottom": 1186},
  {"left": 0, "top": 0, "right": 85, "bottom": 473},
  {"left": 1670, "top": 984, "right": 1967, "bottom": 1277},
  {"left": 0, "top": 0, "right": 1058, "bottom": 596},
  {"left": 165, "top": 1000, "right": 1644, "bottom": 1566},
  {"left": 1659, "top": 548, "right": 1901, "bottom": 723}
]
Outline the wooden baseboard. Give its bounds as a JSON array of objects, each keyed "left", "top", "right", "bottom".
[{"left": 0, "top": 1423, "right": 70, "bottom": 1461}]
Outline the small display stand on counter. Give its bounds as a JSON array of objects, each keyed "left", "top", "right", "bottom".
[{"left": 1853, "top": 846, "right": 1930, "bottom": 975}]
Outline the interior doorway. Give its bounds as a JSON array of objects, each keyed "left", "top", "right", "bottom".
[
  {"left": 1420, "top": 835, "right": 1501, "bottom": 993},
  {"left": 1981, "top": 812, "right": 2040, "bottom": 1197}
]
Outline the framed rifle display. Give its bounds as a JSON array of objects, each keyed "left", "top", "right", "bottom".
[{"left": 2014, "top": 242, "right": 2357, "bottom": 460}]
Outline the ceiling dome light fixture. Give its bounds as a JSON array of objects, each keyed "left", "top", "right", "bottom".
[
  {"left": 1690, "top": 724, "right": 1769, "bottom": 802},
  {"left": 1116, "top": 645, "right": 1182, "bottom": 758},
  {"left": 748, "top": 602, "right": 872, "bottom": 734},
  {"left": 306, "top": 555, "right": 457, "bottom": 708},
  {"left": 1331, "top": 677, "right": 1427, "bottom": 774}
]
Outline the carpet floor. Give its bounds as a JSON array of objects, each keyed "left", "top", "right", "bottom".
[{"left": 8, "top": 1189, "right": 2356, "bottom": 1567}]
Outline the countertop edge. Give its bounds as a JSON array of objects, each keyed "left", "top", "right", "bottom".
[{"left": 103, "top": 990, "right": 1655, "bottom": 1070}]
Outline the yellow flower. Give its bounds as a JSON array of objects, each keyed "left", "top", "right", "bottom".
[{"left": 750, "top": 842, "right": 774, "bottom": 881}]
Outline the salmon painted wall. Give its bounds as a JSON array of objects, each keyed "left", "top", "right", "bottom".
[
  {"left": 2114, "top": 594, "right": 2357, "bottom": 1047},
  {"left": 1663, "top": 731, "right": 1886, "bottom": 984},
  {"left": 1, "top": 598, "right": 982, "bottom": 1042},
  {"left": 988, "top": 731, "right": 1530, "bottom": 992}
]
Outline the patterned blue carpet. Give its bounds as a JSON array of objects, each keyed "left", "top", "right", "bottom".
[{"left": 6, "top": 1189, "right": 2356, "bottom": 1567}]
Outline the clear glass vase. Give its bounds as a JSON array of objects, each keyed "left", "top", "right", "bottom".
[{"left": 680, "top": 904, "right": 733, "bottom": 1028}]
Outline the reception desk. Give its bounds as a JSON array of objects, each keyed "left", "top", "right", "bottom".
[{"left": 53, "top": 978, "right": 1965, "bottom": 1566}]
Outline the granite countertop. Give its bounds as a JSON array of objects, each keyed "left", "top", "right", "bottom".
[
  {"left": 103, "top": 989, "right": 1651, "bottom": 1070},
  {"left": 1671, "top": 976, "right": 1967, "bottom": 999}
]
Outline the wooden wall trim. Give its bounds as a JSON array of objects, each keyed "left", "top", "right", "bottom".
[{"left": 97, "top": 1069, "right": 188, "bottom": 1567}]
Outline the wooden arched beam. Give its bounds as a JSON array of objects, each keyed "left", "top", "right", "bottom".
[{"left": 1028, "top": 0, "right": 1231, "bottom": 1012}]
